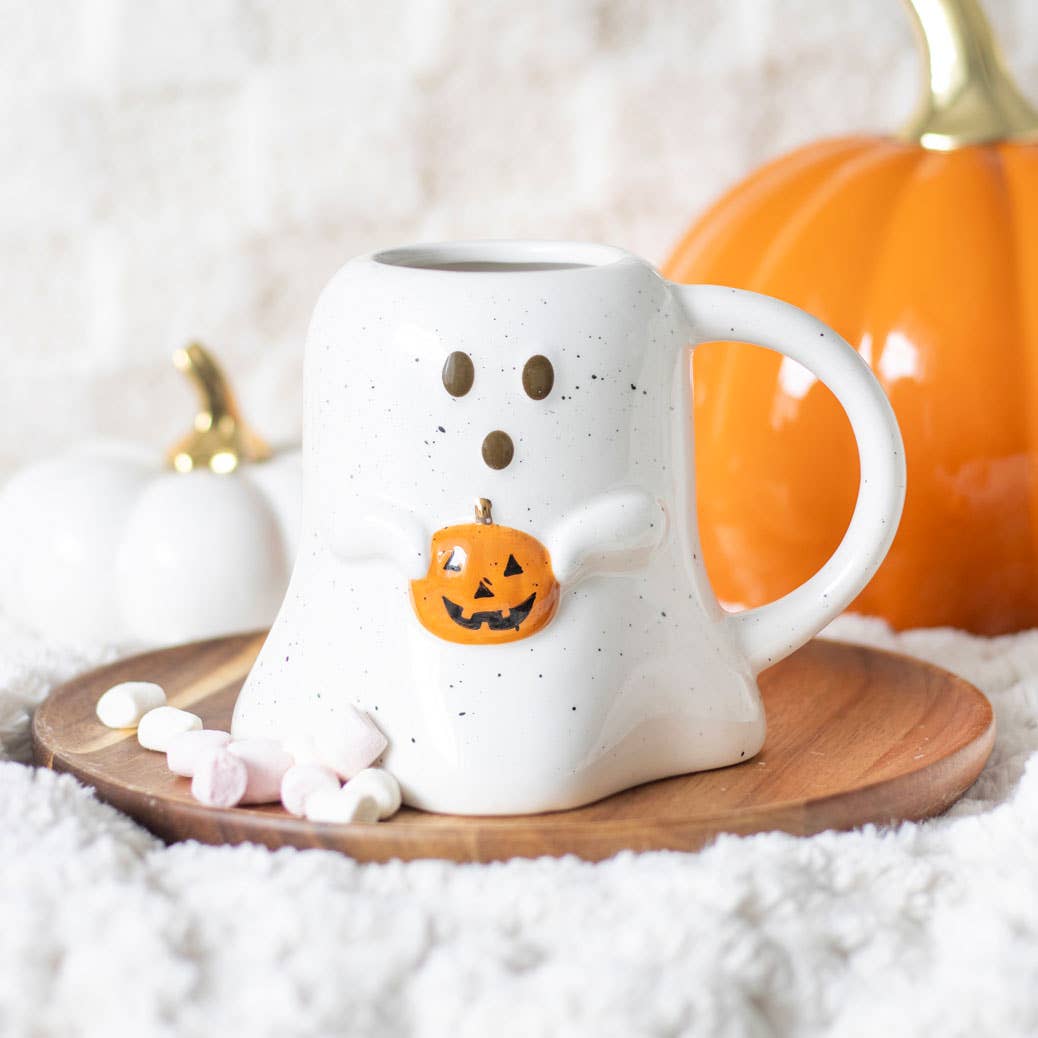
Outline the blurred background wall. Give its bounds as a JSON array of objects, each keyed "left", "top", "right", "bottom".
[{"left": 2, "top": 0, "right": 1036, "bottom": 471}]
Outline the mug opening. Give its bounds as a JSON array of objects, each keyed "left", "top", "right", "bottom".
[{"left": 371, "top": 240, "right": 628, "bottom": 274}]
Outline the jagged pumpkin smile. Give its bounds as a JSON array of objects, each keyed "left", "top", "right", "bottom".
[{"left": 441, "top": 592, "right": 537, "bottom": 632}]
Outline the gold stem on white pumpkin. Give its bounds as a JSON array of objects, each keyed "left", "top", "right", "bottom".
[
  {"left": 166, "top": 343, "right": 272, "bottom": 474},
  {"left": 475, "top": 498, "right": 493, "bottom": 524},
  {"left": 900, "top": 0, "right": 1038, "bottom": 149}
]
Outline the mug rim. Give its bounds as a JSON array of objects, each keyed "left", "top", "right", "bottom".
[{"left": 366, "top": 239, "right": 636, "bottom": 274}]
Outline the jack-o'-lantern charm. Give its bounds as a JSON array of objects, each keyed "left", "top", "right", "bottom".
[{"left": 410, "top": 499, "right": 560, "bottom": 645}]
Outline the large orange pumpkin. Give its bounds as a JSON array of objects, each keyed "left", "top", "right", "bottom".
[
  {"left": 411, "top": 499, "right": 560, "bottom": 645},
  {"left": 665, "top": 0, "right": 1038, "bottom": 634}
]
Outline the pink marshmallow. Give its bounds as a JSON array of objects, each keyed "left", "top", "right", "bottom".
[
  {"left": 166, "top": 729, "right": 232, "bottom": 777},
  {"left": 191, "top": 749, "right": 248, "bottom": 808},
  {"left": 228, "top": 739, "right": 294, "bottom": 805},
  {"left": 283, "top": 734, "right": 322, "bottom": 767},
  {"left": 280, "top": 763, "right": 341, "bottom": 817},
  {"left": 315, "top": 706, "right": 388, "bottom": 780}
]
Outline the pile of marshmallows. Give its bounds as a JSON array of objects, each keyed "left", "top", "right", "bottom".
[{"left": 96, "top": 681, "right": 401, "bottom": 824}]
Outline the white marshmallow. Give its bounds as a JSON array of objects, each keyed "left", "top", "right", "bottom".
[
  {"left": 314, "top": 706, "right": 388, "bottom": 780},
  {"left": 137, "top": 706, "right": 202, "bottom": 751},
  {"left": 303, "top": 786, "right": 380, "bottom": 824},
  {"left": 280, "top": 763, "right": 340, "bottom": 817},
  {"left": 344, "top": 768, "right": 402, "bottom": 820},
  {"left": 191, "top": 748, "right": 248, "bottom": 808},
  {"left": 166, "top": 729, "right": 231, "bottom": 777},
  {"left": 227, "top": 739, "right": 294, "bottom": 805},
  {"left": 96, "top": 681, "right": 166, "bottom": 729}
]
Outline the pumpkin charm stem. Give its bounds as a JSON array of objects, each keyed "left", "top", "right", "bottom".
[
  {"left": 900, "top": 0, "right": 1038, "bottom": 149},
  {"left": 166, "top": 343, "right": 272, "bottom": 474},
  {"left": 475, "top": 498, "right": 493, "bottom": 524}
]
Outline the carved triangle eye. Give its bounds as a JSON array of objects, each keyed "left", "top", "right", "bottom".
[
  {"left": 443, "top": 547, "right": 466, "bottom": 572},
  {"left": 504, "top": 554, "right": 523, "bottom": 577}
]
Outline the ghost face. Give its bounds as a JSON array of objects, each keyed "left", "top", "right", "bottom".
[
  {"left": 442, "top": 350, "right": 556, "bottom": 472},
  {"left": 410, "top": 515, "right": 560, "bottom": 644}
]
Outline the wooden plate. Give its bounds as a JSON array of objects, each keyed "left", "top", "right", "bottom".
[{"left": 32, "top": 634, "right": 994, "bottom": 863}]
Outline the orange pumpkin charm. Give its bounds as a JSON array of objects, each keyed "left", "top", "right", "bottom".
[
  {"left": 410, "top": 499, "right": 560, "bottom": 645},
  {"left": 665, "top": 0, "right": 1038, "bottom": 634}
]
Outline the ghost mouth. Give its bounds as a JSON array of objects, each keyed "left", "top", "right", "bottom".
[{"left": 441, "top": 593, "right": 537, "bottom": 632}]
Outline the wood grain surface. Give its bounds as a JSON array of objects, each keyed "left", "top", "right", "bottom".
[{"left": 32, "top": 634, "right": 995, "bottom": 863}]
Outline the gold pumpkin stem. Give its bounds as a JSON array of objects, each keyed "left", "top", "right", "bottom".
[
  {"left": 475, "top": 498, "right": 493, "bottom": 524},
  {"left": 166, "top": 343, "right": 272, "bottom": 474},
  {"left": 899, "top": 0, "right": 1038, "bottom": 149}
]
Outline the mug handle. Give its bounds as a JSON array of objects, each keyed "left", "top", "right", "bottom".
[{"left": 673, "top": 284, "right": 906, "bottom": 674}]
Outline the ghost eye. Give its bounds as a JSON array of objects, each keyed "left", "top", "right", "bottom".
[
  {"left": 442, "top": 351, "right": 475, "bottom": 397},
  {"left": 442, "top": 547, "right": 467, "bottom": 572},
  {"left": 504, "top": 554, "right": 523, "bottom": 576},
  {"left": 522, "top": 355, "right": 554, "bottom": 400}
]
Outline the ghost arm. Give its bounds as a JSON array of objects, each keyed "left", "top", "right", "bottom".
[
  {"left": 324, "top": 497, "right": 429, "bottom": 581},
  {"left": 546, "top": 487, "right": 667, "bottom": 586}
]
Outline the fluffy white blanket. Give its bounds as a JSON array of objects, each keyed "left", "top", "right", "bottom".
[{"left": 1, "top": 613, "right": 1035, "bottom": 1037}]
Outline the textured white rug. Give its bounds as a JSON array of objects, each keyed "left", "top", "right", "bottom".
[{"left": 1, "top": 613, "right": 1036, "bottom": 1037}]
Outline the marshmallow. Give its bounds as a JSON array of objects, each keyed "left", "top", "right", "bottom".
[
  {"left": 283, "top": 734, "right": 322, "bottom": 767},
  {"left": 280, "top": 763, "right": 341, "bottom": 817},
  {"left": 304, "top": 786, "right": 380, "bottom": 824},
  {"left": 96, "top": 681, "right": 166, "bottom": 729},
  {"left": 166, "top": 729, "right": 232, "bottom": 777},
  {"left": 227, "top": 739, "right": 294, "bottom": 805},
  {"left": 314, "top": 706, "right": 388, "bottom": 780},
  {"left": 191, "top": 748, "right": 248, "bottom": 808},
  {"left": 137, "top": 706, "right": 202, "bottom": 751},
  {"left": 345, "top": 768, "right": 402, "bottom": 820}
]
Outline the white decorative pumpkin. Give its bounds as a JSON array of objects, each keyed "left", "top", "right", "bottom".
[{"left": 0, "top": 345, "right": 301, "bottom": 646}]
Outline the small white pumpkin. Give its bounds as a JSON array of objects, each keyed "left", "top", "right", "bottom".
[{"left": 0, "top": 345, "right": 301, "bottom": 646}]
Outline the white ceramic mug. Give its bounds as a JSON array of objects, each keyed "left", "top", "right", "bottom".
[{"left": 233, "top": 241, "right": 905, "bottom": 815}]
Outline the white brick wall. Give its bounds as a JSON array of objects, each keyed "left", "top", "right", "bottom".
[{"left": 1, "top": 0, "right": 1035, "bottom": 470}]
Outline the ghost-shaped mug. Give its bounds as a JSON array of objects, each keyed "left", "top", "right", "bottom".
[{"left": 233, "top": 241, "right": 905, "bottom": 816}]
